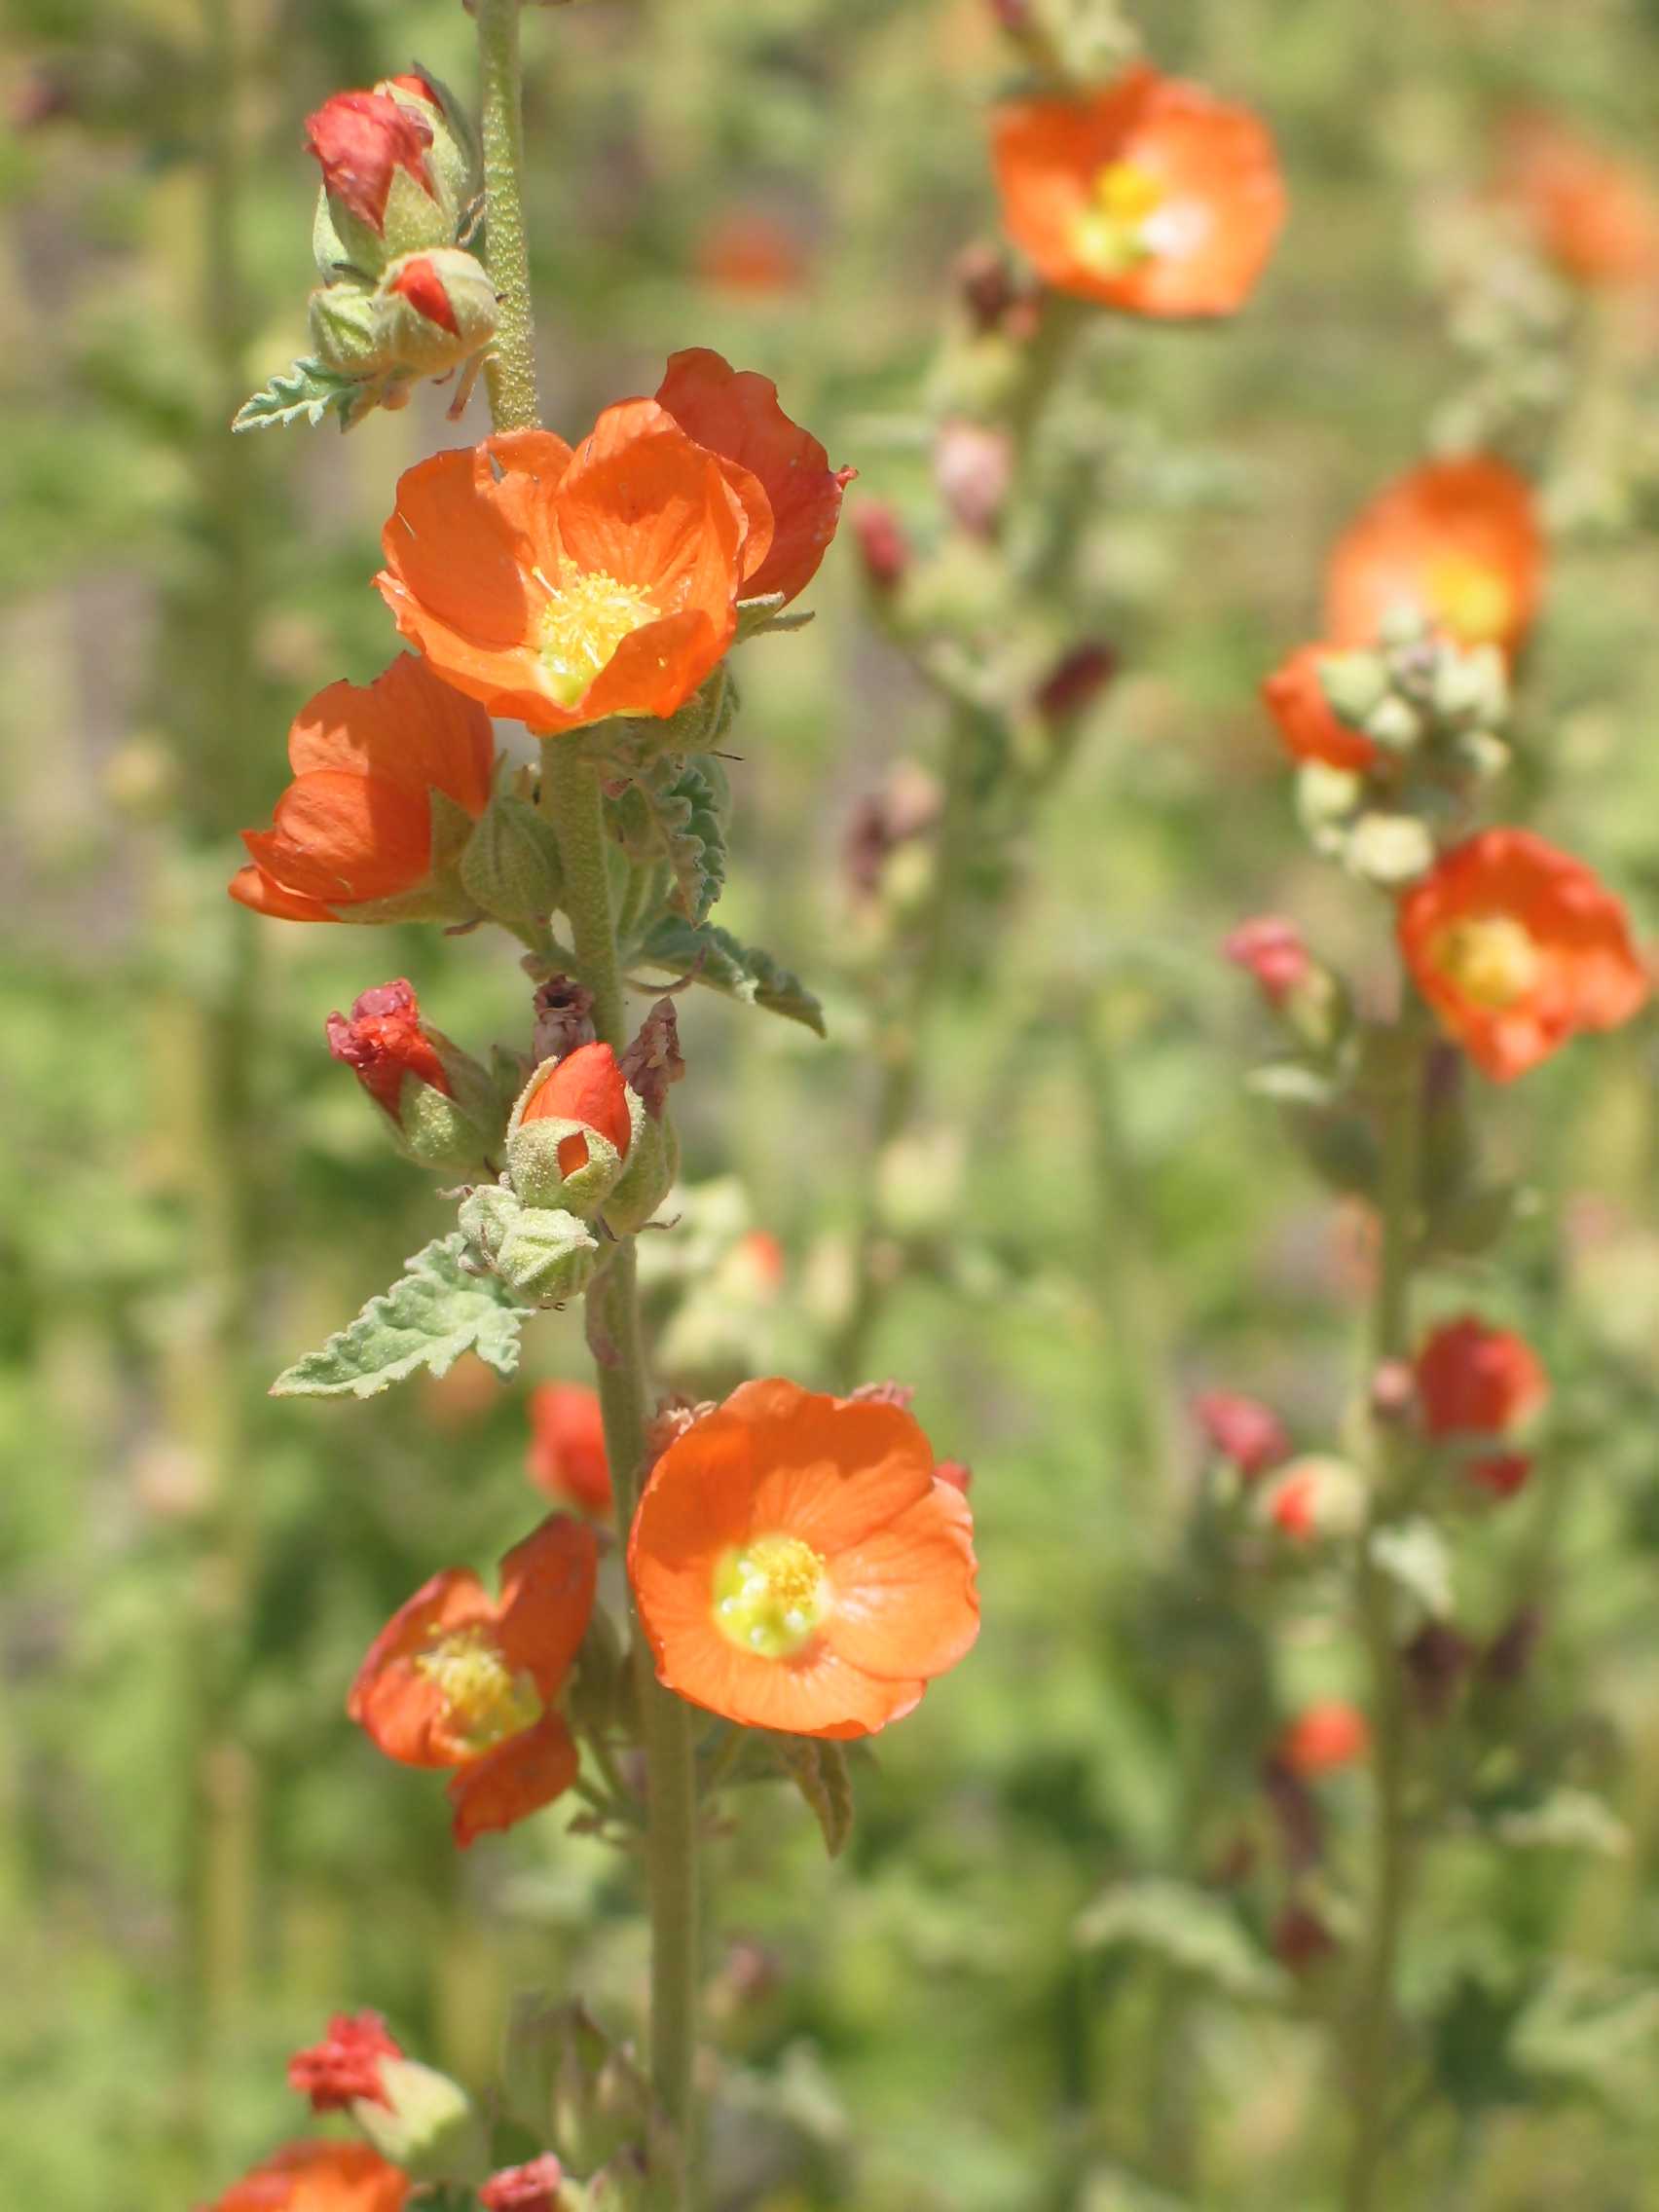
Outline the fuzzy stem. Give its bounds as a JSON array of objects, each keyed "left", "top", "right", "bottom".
[
  {"left": 1342, "top": 994, "right": 1428, "bottom": 2212},
  {"left": 476, "top": 0, "right": 540, "bottom": 434}
]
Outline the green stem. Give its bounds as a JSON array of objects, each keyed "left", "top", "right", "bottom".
[
  {"left": 476, "top": 0, "right": 540, "bottom": 434},
  {"left": 474, "top": 10, "right": 698, "bottom": 2192},
  {"left": 1343, "top": 997, "right": 1428, "bottom": 2212}
]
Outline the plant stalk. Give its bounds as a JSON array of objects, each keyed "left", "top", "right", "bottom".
[{"left": 474, "top": 12, "right": 698, "bottom": 2195}]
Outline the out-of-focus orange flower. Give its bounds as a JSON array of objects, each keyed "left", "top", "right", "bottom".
[
  {"left": 991, "top": 66, "right": 1284, "bottom": 316},
  {"left": 519, "top": 1041, "right": 633, "bottom": 1180},
  {"left": 348, "top": 1516, "right": 596, "bottom": 1847},
  {"left": 1225, "top": 916, "right": 1311, "bottom": 1008},
  {"left": 1259, "top": 1456, "right": 1366, "bottom": 1544},
  {"left": 1195, "top": 1390, "right": 1289, "bottom": 1478},
  {"left": 1276, "top": 1700, "right": 1369, "bottom": 1777},
  {"left": 628, "top": 1379, "right": 979, "bottom": 1738},
  {"left": 695, "top": 210, "right": 807, "bottom": 297},
  {"left": 287, "top": 2012, "right": 402, "bottom": 2112},
  {"left": 734, "top": 1231, "right": 786, "bottom": 1293},
  {"left": 1416, "top": 1315, "right": 1547, "bottom": 1497},
  {"left": 326, "top": 979, "right": 450, "bottom": 1118},
  {"left": 1398, "top": 830, "right": 1648, "bottom": 1081},
  {"left": 203, "top": 2141, "right": 409, "bottom": 2212},
  {"left": 1261, "top": 645, "right": 1379, "bottom": 772},
  {"left": 528, "top": 1382, "right": 611, "bottom": 1516},
  {"left": 653, "top": 349, "right": 853, "bottom": 607},
  {"left": 377, "top": 412, "right": 769, "bottom": 734},
  {"left": 1498, "top": 114, "right": 1659, "bottom": 288},
  {"left": 1325, "top": 459, "right": 1542, "bottom": 662},
  {"left": 231, "top": 657, "right": 494, "bottom": 923},
  {"left": 479, "top": 2157, "right": 564, "bottom": 2212}
]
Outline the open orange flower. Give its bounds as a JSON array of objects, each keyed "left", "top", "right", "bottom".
[
  {"left": 203, "top": 2142, "right": 408, "bottom": 2212},
  {"left": 1497, "top": 114, "right": 1659, "bottom": 288},
  {"left": 376, "top": 405, "right": 772, "bottom": 734},
  {"left": 654, "top": 349, "right": 852, "bottom": 607},
  {"left": 991, "top": 66, "right": 1284, "bottom": 316},
  {"left": 628, "top": 1378, "right": 978, "bottom": 1738},
  {"left": 1325, "top": 459, "right": 1542, "bottom": 662},
  {"left": 1261, "top": 644, "right": 1379, "bottom": 772},
  {"left": 230, "top": 655, "right": 494, "bottom": 923},
  {"left": 348, "top": 1516, "right": 596, "bottom": 1846},
  {"left": 1398, "top": 830, "right": 1648, "bottom": 1081}
]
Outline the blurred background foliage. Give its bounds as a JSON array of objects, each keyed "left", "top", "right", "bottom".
[{"left": 2, "top": 0, "right": 1658, "bottom": 2204}]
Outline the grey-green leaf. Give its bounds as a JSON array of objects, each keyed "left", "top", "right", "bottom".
[
  {"left": 1074, "top": 1878, "right": 1287, "bottom": 2003},
  {"left": 271, "top": 1232, "right": 535, "bottom": 1398},
  {"left": 635, "top": 917, "right": 825, "bottom": 1036},
  {"left": 232, "top": 355, "right": 364, "bottom": 434}
]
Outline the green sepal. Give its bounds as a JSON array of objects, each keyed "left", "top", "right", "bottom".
[
  {"left": 603, "top": 1107, "right": 678, "bottom": 1236},
  {"left": 270, "top": 1232, "right": 534, "bottom": 1398},
  {"left": 462, "top": 1185, "right": 601, "bottom": 1307},
  {"left": 634, "top": 917, "right": 826, "bottom": 1036},
  {"left": 390, "top": 1064, "right": 499, "bottom": 1178},
  {"left": 231, "top": 354, "right": 366, "bottom": 434},
  {"left": 733, "top": 592, "right": 816, "bottom": 644},
  {"left": 461, "top": 789, "right": 566, "bottom": 936},
  {"left": 772, "top": 1734, "right": 855, "bottom": 1860},
  {"left": 503, "top": 1057, "right": 639, "bottom": 1215}
]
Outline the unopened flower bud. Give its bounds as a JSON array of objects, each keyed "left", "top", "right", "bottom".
[
  {"left": 307, "top": 87, "right": 457, "bottom": 280},
  {"left": 935, "top": 418, "right": 1013, "bottom": 538},
  {"left": 1224, "top": 916, "right": 1310, "bottom": 1007},
  {"left": 326, "top": 979, "right": 502, "bottom": 1177},
  {"left": 491, "top": 1200, "right": 603, "bottom": 1308},
  {"left": 309, "top": 279, "right": 397, "bottom": 380},
  {"left": 352, "top": 2057, "right": 488, "bottom": 2185},
  {"left": 288, "top": 2011, "right": 402, "bottom": 2112},
  {"left": 381, "top": 67, "right": 479, "bottom": 220},
  {"left": 374, "top": 247, "right": 498, "bottom": 383},
  {"left": 1034, "top": 642, "right": 1117, "bottom": 723},
  {"left": 1258, "top": 1456, "right": 1367, "bottom": 1544},
  {"left": 1195, "top": 1389, "right": 1289, "bottom": 1479},
  {"left": 507, "top": 1044, "right": 637, "bottom": 1216},
  {"left": 852, "top": 500, "right": 910, "bottom": 595},
  {"left": 459, "top": 786, "right": 565, "bottom": 939},
  {"left": 480, "top": 2155, "right": 564, "bottom": 2212},
  {"left": 1274, "top": 1700, "right": 1369, "bottom": 1778}
]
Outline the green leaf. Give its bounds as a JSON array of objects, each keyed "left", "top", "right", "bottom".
[
  {"left": 773, "top": 1735, "right": 855, "bottom": 1859},
  {"left": 1074, "top": 1878, "right": 1286, "bottom": 2003},
  {"left": 271, "top": 1233, "right": 535, "bottom": 1398},
  {"left": 635, "top": 917, "right": 825, "bottom": 1036},
  {"left": 1370, "top": 1519, "right": 1455, "bottom": 1620},
  {"left": 232, "top": 355, "right": 365, "bottom": 434},
  {"left": 607, "top": 756, "right": 727, "bottom": 925}
]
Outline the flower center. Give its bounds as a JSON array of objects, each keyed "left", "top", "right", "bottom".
[
  {"left": 1433, "top": 914, "right": 1540, "bottom": 1008},
  {"left": 1427, "top": 555, "right": 1513, "bottom": 647},
  {"left": 416, "top": 1625, "right": 543, "bottom": 1752},
  {"left": 537, "top": 569, "right": 658, "bottom": 709},
  {"left": 713, "top": 1532, "right": 828, "bottom": 1660},
  {"left": 1073, "top": 160, "right": 1163, "bottom": 275}
]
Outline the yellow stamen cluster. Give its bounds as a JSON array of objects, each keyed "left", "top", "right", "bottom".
[
  {"left": 713, "top": 1532, "right": 829, "bottom": 1661},
  {"left": 538, "top": 568, "right": 658, "bottom": 708},
  {"left": 1427, "top": 555, "right": 1513, "bottom": 648},
  {"left": 1433, "top": 915, "right": 1540, "bottom": 1009},
  {"left": 417, "top": 1625, "right": 542, "bottom": 1751},
  {"left": 1073, "top": 160, "right": 1163, "bottom": 276}
]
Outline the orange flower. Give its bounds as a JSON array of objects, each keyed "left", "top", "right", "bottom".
[
  {"left": 695, "top": 210, "right": 807, "bottom": 297},
  {"left": 1261, "top": 645, "right": 1379, "bottom": 772},
  {"left": 519, "top": 1041, "right": 633, "bottom": 1180},
  {"left": 1416, "top": 1315, "right": 1547, "bottom": 1496},
  {"left": 1276, "top": 1701, "right": 1369, "bottom": 1778},
  {"left": 1498, "top": 114, "right": 1659, "bottom": 288},
  {"left": 1398, "top": 830, "right": 1648, "bottom": 1081},
  {"left": 991, "top": 67, "right": 1284, "bottom": 316},
  {"left": 1325, "top": 459, "right": 1542, "bottom": 661},
  {"left": 348, "top": 1516, "right": 596, "bottom": 1846},
  {"left": 287, "top": 2012, "right": 402, "bottom": 2112},
  {"left": 203, "top": 2141, "right": 408, "bottom": 2212},
  {"left": 628, "top": 1379, "right": 978, "bottom": 1738},
  {"left": 653, "top": 349, "right": 852, "bottom": 607},
  {"left": 528, "top": 1382, "right": 612, "bottom": 1516},
  {"left": 231, "top": 656, "right": 494, "bottom": 923},
  {"left": 376, "top": 408, "right": 771, "bottom": 734}
]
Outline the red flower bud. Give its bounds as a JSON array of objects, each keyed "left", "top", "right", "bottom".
[
  {"left": 327, "top": 980, "right": 450, "bottom": 1121},
  {"left": 520, "top": 1042, "right": 634, "bottom": 1179},
  {"left": 386, "top": 251, "right": 460, "bottom": 334},
  {"left": 1035, "top": 643, "right": 1117, "bottom": 723},
  {"left": 1195, "top": 1389, "right": 1289, "bottom": 1478},
  {"left": 1416, "top": 1315, "right": 1547, "bottom": 1440},
  {"left": 1276, "top": 1700, "right": 1369, "bottom": 1778},
  {"left": 852, "top": 500, "right": 910, "bottom": 594},
  {"left": 528, "top": 1383, "right": 612, "bottom": 1517},
  {"left": 287, "top": 2010, "right": 403, "bottom": 2112},
  {"left": 480, "top": 2157, "right": 564, "bottom": 2212},
  {"left": 305, "top": 90, "right": 437, "bottom": 237},
  {"left": 1224, "top": 916, "right": 1312, "bottom": 1008}
]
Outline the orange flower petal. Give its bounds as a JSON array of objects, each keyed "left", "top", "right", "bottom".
[
  {"left": 227, "top": 863, "right": 339, "bottom": 922},
  {"left": 655, "top": 349, "right": 847, "bottom": 604},
  {"left": 347, "top": 1568, "right": 497, "bottom": 1767},
  {"left": 823, "top": 1484, "right": 980, "bottom": 1682},
  {"left": 1262, "top": 644, "right": 1379, "bottom": 772},
  {"left": 554, "top": 401, "right": 749, "bottom": 614},
  {"left": 738, "top": 1382, "right": 938, "bottom": 1557},
  {"left": 241, "top": 771, "right": 435, "bottom": 908},
  {"left": 447, "top": 1713, "right": 579, "bottom": 1846},
  {"left": 287, "top": 655, "right": 496, "bottom": 818},
  {"left": 636, "top": 1599, "right": 927, "bottom": 1738},
  {"left": 1325, "top": 458, "right": 1542, "bottom": 661},
  {"left": 207, "top": 2139, "right": 410, "bottom": 2212},
  {"left": 379, "top": 439, "right": 561, "bottom": 650},
  {"left": 527, "top": 1383, "right": 612, "bottom": 1515},
  {"left": 495, "top": 1513, "right": 599, "bottom": 1701},
  {"left": 572, "top": 608, "right": 729, "bottom": 723}
]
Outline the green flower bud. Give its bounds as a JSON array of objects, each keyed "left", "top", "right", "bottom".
[
  {"left": 352, "top": 2058, "right": 489, "bottom": 2186},
  {"left": 506, "top": 1047, "right": 635, "bottom": 1218},
  {"left": 603, "top": 1105, "right": 678, "bottom": 1236},
  {"left": 491, "top": 1205, "right": 602, "bottom": 1307},
  {"left": 1315, "top": 649, "right": 1389, "bottom": 727},
  {"left": 309, "top": 280, "right": 397, "bottom": 380},
  {"left": 373, "top": 247, "right": 498, "bottom": 383},
  {"left": 459, "top": 788, "right": 566, "bottom": 938}
]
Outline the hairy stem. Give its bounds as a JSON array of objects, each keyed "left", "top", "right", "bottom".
[
  {"left": 1343, "top": 996, "right": 1428, "bottom": 2212},
  {"left": 475, "top": 17, "right": 699, "bottom": 2191}
]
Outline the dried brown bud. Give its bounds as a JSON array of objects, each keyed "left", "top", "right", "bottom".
[
  {"left": 1370, "top": 1358, "right": 1419, "bottom": 1425},
  {"left": 1035, "top": 643, "right": 1118, "bottom": 723},
  {"left": 532, "top": 975, "right": 596, "bottom": 1063},
  {"left": 1403, "top": 1621, "right": 1474, "bottom": 1721},
  {"left": 956, "top": 241, "right": 1020, "bottom": 334},
  {"left": 619, "top": 998, "right": 685, "bottom": 1119},
  {"left": 1481, "top": 1604, "right": 1543, "bottom": 1687}
]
